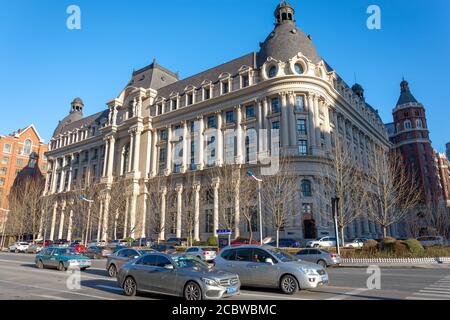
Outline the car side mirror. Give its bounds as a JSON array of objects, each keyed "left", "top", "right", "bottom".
[
  {"left": 164, "top": 264, "right": 174, "bottom": 270},
  {"left": 265, "top": 258, "right": 274, "bottom": 265}
]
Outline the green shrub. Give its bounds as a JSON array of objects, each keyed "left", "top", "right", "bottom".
[
  {"left": 405, "top": 238, "right": 424, "bottom": 255},
  {"left": 207, "top": 236, "right": 218, "bottom": 246}
]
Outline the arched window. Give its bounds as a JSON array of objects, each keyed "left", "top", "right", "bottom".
[
  {"left": 404, "top": 120, "right": 412, "bottom": 130},
  {"left": 416, "top": 119, "right": 423, "bottom": 128},
  {"left": 301, "top": 179, "right": 312, "bottom": 197},
  {"left": 294, "top": 63, "right": 304, "bottom": 75},
  {"left": 268, "top": 66, "right": 277, "bottom": 78},
  {"left": 23, "top": 139, "right": 32, "bottom": 155}
]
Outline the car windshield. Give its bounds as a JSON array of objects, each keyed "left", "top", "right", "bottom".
[
  {"left": 56, "top": 248, "right": 79, "bottom": 256},
  {"left": 172, "top": 256, "right": 209, "bottom": 269},
  {"left": 266, "top": 247, "right": 297, "bottom": 262},
  {"left": 138, "top": 249, "right": 154, "bottom": 255}
]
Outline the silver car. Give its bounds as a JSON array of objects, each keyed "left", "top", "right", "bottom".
[
  {"left": 296, "top": 248, "right": 341, "bottom": 267},
  {"left": 117, "top": 253, "right": 240, "bottom": 300},
  {"left": 106, "top": 248, "right": 155, "bottom": 277},
  {"left": 214, "top": 245, "right": 328, "bottom": 294}
]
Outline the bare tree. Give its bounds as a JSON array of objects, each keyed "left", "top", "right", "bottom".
[
  {"left": 367, "top": 148, "right": 421, "bottom": 238},
  {"left": 238, "top": 172, "right": 258, "bottom": 242},
  {"left": 107, "top": 178, "right": 130, "bottom": 240},
  {"left": 423, "top": 200, "right": 450, "bottom": 239},
  {"left": 147, "top": 174, "right": 169, "bottom": 242},
  {"left": 261, "top": 159, "right": 298, "bottom": 247}
]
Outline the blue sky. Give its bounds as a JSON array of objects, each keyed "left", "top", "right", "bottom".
[{"left": 0, "top": 0, "right": 449, "bottom": 152}]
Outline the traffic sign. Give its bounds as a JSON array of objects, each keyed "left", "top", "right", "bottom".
[{"left": 216, "top": 229, "right": 232, "bottom": 235}]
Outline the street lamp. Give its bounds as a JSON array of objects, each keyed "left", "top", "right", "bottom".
[
  {"left": 331, "top": 196, "right": 340, "bottom": 256},
  {"left": 247, "top": 170, "right": 263, "bottom": 245},
  {"left": 80, "top": 196, "right": 94, "bottom": 245}
]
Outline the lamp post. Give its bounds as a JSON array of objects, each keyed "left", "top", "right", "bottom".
[
  {"left": 331, "top": 196, "right": 340, "bottom": 256},
  {"left": 247, "top": 170, "right": 263, "bottom": 245},
  {"left": 80, "top": 196, "right": 94, "bottom": 246}
]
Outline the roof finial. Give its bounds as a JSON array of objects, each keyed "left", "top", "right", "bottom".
[{"left": 274, "top": 1, "right": 295, "bottom": 25}]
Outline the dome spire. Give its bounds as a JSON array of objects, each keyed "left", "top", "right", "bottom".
[
  {"left": 274, "top": 1, "right": 295, "bottom": 25},
  {"left": 396, "top": 79, "right": 418, "bottom": 106}
]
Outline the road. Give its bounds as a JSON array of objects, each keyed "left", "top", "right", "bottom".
[{"left": 0, "top": 252, "right": 449, "bottom": 300}]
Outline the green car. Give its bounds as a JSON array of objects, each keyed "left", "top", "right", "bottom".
[{"left": 35, "top": 247, "right": 92, "bottom": 271}]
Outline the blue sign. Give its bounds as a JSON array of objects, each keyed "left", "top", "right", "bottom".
[{"left": 216, "top": 229, "right": 232, "bottom": 235}]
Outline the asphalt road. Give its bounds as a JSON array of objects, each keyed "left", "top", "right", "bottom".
[{"left": 0, "top": 252, "right": 449, "bottom": 300}]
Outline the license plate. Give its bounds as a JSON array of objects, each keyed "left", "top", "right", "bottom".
[{"left": 227, "top": 287, "right": 237, "bottom": 294}]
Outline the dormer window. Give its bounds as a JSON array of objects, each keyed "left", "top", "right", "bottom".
[
  {"left": 157, "top": 103, "right": 163, "bottom": 115},
  {"left": 171, "top": 98, "right": 178, "bottom": 111},
  {"left": 294, "top": 63, "right": 304, "bottom": 75},
  {"left": 242, "top": 74, "right": 249, "bottom": 88},
  {"left": 221, "top": 81, "right": 229, "bottom": 95},
  {"left": 203, "top": 87, "right": 211, "bottom": 100},
  {"left": 187, "top": 92, "right": 194, "bottom": 105},
  {"left": 268, "top": 66, "right": 277, "bottom": 78}
]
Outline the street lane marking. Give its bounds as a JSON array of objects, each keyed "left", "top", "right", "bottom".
[
  {"left": 419, "top": 289, "right": 450, "bottom": 295},
  {"left": 424, "top": 287, "right": 450, "bottom": 291},
  {"left": 0, "top": 279, "right": 115, "bottom": 300},
  {"left": 326, "top": 288, "right": 370, "bottom": 300},
  {"left": 96, "top": 285, "right": 122, "bottom": 292},
  {"left": 415, "top": 292, "right": 450, "bottom": 298},
  {"left": 35, "top": 295, "right": 69, "bottom": 300},
  {"left": 239, "top": 292, "right": 310, "bottom": 300},
  {"left": 406, "top": 297, "right": 444, "bottom": 300}
]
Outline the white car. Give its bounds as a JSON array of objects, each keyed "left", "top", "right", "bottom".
[
  {"left": 185, "top": 247, "right": 217, "bottom": 262},
  {"left": 306, "top": 237, "right": 337, "bottom": 248},
  {"left": 416, "top": 236, "right": 445, "bottom": 247},
  {"left": 88, "top": 240, "right": 108, "bottom": 247},
  {"left": 9, "top": 242, "right": 30, "bottom": 253},
  {"left": 344, "top": 238, "right": 369, "bottom": 248}
]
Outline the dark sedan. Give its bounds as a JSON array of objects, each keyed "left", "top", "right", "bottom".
[
  {"left": 106, "top": 248, "right": 156, "bottom": 277},
  {"left": 83, "top": 246, "right": 112, "bottom": 259},
  {"left": 151, "top": 243, "right": 177, "bottom": 254}
]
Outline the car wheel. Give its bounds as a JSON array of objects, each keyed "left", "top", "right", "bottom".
[
  {"left": 57, "top": 262, "right": 66, "bottom": 271},
  {"left": 15, "top": 249, "right": 19, "bottom": 253},
  {"left": 317, "top": 260, "right": 327, "bottom": 268},
  {"left": 108, "top": 264, "right": 117, "bottom": 277},
  {"left": 123, "top": 277, "right": 137, "bottom": 296},
  {"left": 184, "top": 281, "right": 202, "bottom": 300},
  {"left": 36, "top": 260, "right": 44, "bottom": 269},
  {"left": 280, "top": 274, "right": 299, "bottom": 295}
]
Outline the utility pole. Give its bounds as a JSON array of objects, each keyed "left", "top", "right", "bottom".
[{"left": 247, "top": 170, "right": 264, "bottom": 245}]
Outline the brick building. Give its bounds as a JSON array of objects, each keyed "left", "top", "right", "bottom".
[{"left": 0, "top": 125, "right": 48, "bottom": 238}]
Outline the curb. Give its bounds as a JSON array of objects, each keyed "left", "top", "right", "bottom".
[{"left": 340, "top": 257, "right": 450, "bottom": 267}]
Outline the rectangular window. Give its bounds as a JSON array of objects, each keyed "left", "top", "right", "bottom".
[
  {"left": 207, "top": 116, "right": 216, "bottom": 129},
  {"left": 0, "top": 168, "right": 6, "bottom": 175},
  {"left": 222, "top": 81, "right": 229, "bottom": 94},
  {"left": 157, "top": 104, "right": 163, "bottom": 115},
  {"left": 204, "top": 87, "right": 210, "bottom": 100},
  {"left": 160, "top": 130, "right": 168, "bottom": 141},
  {"left": 171, "top": 99, "right": 178, "bottom": 111},
  {"left": 205, "top": 209, "right": 213, "bottom": 233},
  {"left": 299, "top": 140, "right": 308, "bottom": 155},
  {"left": 3, "top": 143, "right": 12, "bottom": 154},
  {"left": 0, "top": 178, "right": 5, "bottom": 186},
  {"left": 272, "top": 121, "right": 280, "bottom": 130},
  {"left": 226, "top": 111, "right": 235, "bottom": 124},
  {"left": 16, "top": 159, "right": 24, "bottom": 166},
  {"left": 295, "top": 96, "right": 305, "bottom": 112},
  {"left": 187, "top": 93, "right": 193, "bottom": 105},
  {"left": 242, "top": 75, "right": 249, "bottom": 88},
  {"left": 245, "top": 105, "right": 255, "bottom": 119},
  {"left": 159, "top": 148, "right": 167, "bottom": 163},
  {"left": 271, "top": 98, "right": 280, "bottom": 113},
  {"left": 1, "top": 157, "right": 8, "bottom": 165},
  {"left": 296, "top": 119, "right": 307, "bottom": 135}
]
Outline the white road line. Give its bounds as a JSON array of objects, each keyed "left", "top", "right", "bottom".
[
  {"left": 239, "top": 292, "right": 310, "bottom": 300},
  {"left": 419, "top": 289, "right": 450, "bottom": 295},
  {"left": 96, "top": 285, "right": 122, "bottom": 292},
  {"left": 35, "top": 294, "right": 70, "bottom": 300},
  {"left": 0, "top": 279, "right": 115, "bottom": 300},
  {"left": 415, "top": 292, "right": 450, "bottom": 298},
  {"left": 424, "top": 287, "right": 450, "bottom": 291},
  {"left": 405, "top": 297, "right": 442, "bottom": 300},
  {"left": 326, "top": 288, "right": 370, "bottom": 300}
]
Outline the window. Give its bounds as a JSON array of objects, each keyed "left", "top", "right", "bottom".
[
  {"left": 187, "top": 92, "right": 194, "bottom": 105},
  {"left": 404, "top": 120, "right": 412, "bottom": 129},
  {"left": 416, "top": 119, "right": 422, "bottom": 128},
  {"left": 205, "top": 209, "right": 213, "bottom": 233},
  {"left": 294, "top": 63, "right": 304, "bottom": 74},
  {"left": 23, "top": 139, "right": 32, "bottom": 155},
  {"left": 242, "top": 75, "right": 249, "bottom": 88},
  {"left": 272, "top": 121, "right": 280, "bottom": 130},
  {"left": 171, "top": 99, "right": 178, "bottom": 111},
  {"left": 16, "top": 159, "right": 24, "bottom": 166},
  {"left": 226, "top": 111, "right": 235, "bottom": 124},
  {"left": 139, "top": 255, "right": 158, "bottom": 266},
  {"left": 245, "top": 105, "right": 255, "bottom": 119},
  {"left": 296, "top": 119, "right": 307, "bottom": 135},
  {"left": 203, "top": 87, "right": 210, "bottom": 100},
  {"left": 298, "top": 140, "right": 308, "bottom": 155},
  {"left": 1, "top": 157, "right": 8, "bottom": 165},
  {"left": 207, "top": 116, "right": 216, "bottom": 129},
  {"left": 302, "top": 203, "right": 312, "bottom": 214},
  {"left": 271, "top": 98, "right": 280, "bottom": 113},
  {"left": 251, "top": 248, "right": 272, "bottom": 263},
  {"left": 222, "top": 81, "right": 229, "bottom": 94},
  {"left": 0, "top": 168, "right": 6, "bottom": 175},
  {"left": 0, "top": 178, "right": 5, "bottom": 186},
  {"left": 160, "top": 130, "right": 168, "bottom": 141},
  {"left": 3, "top": 143, "right": 11, "bottom": 153},
  {"left": 301, "top": 179, "right": 312, "bottom": 197},
  {"left": 157, "top": 104, "right": 163, "bottom": 115},
  {"left": 159, "top": 148, "right": 167, "bottom": 164},
  {"left": 295, "top": 96, "right": 305, "bottom": 112},
  {"left": 268, "top": 66, "right": 277, "bottom": 78},
  {"left": 235, "top": 248, "right": 252, "bottom": 262}
]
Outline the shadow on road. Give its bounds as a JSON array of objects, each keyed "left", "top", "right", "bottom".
[{"left": 82, "top": 268, "right": 109, "bottom": 277}]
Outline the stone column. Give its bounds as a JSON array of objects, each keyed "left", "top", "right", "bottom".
[
  {"left": 132, "top": 128, "right": 141, "bottom": 173},
  {"left": 166, "top": 126, "right": 172, "bottom": 173},
  {"left": 49, "top": 201, "right": 58, "bottom": 241},
  {"left": 159, "top": 187, "right": 167, "bottom": 240},
  {"left": 235, "top": 105, "right": 243, "bottom": 164},
  {"left": 57, "top": 201, "right": 66, "bottom": 240},
  {"left": 313, "top": 95, "right": 322, "bottom": 151},
  {"left": 66, "top": 155, "right": 73, "bottom": 192},
  {"left": 288, "top": 93, "right": 297, "bottom": 147},
  {"left": 262, "top": 98, "right": 269, "bottom": 153},
  {"left": 307, "top": 94, "right": 316, "bottom": 151},
  {"left": 151, "top": 130, "right": 158, "bottom": 176},
  {"left": 97, "top": 200, "right": 104, "bottom": 241},
  {"left": 102, "top": 138, "right": 109, "bottom": 177},
  {"left": 129, "top": 193, "right": 138, "bottom": 239},
  {"left": 324, "top": 105, "right": 332, "bottom": 153},
  {"left": 193, "top": 183, "right": 201, "bottom": 241},
  {"left": 182, "top": 121, "right": 189, "bottom": 171},
  {"left": 106, "top": 136, "right": 116, "bottom": 178},
  {"left": 280, "top": 92, "right": 289, "bottom": 147},
  {"left": 216, "top": 111, "right": 223, "bottom": 166},
  {"left": 128, "top": 130, "right": 135, "bottom": 173},
  {"left": 212, "top": 178, "right": 220, "bottom": 237},
  {"left": 176, "top": 184, "right": 183, "bottom": 238},
  {"left": 144, "top": 130, "right": 152, "bottom": 177},
  {"left": 102, "top": 194, "right": 110, "bottom": 241},
  {"left": 67, "top": 207, "right": 74, "bottom": 241},
  {"left": 141, "top": 192, "right": 148, "bottom": 239},
  {"left": 197, "top": 116, "right": 204, "bottom": 170}
]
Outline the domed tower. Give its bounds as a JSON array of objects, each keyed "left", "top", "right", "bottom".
[
  {"left": 70, "top": 97, "right": 84, "bottom": 114},
  {"left": 52, "top": 97, "right": 85, "bottom": 137},
  {"left": 351, "top": 83, "right": 365, "bottom": 101},
  {"left": 391, "top": 79, "right": 440, "bottom": 203},
  {"left": 257, "top": 1, "right": 321, "bottom": 66}
]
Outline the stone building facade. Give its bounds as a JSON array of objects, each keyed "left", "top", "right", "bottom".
[{"left": 43, "top": 2, "right": 391, "bottom": 242}]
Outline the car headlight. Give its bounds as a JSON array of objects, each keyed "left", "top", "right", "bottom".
[
  {"left": 201, "top": 278, "right": 219, "bottom": 286},
  {"left": 299, "top": 267, "right": 319, "bottom": 276}
]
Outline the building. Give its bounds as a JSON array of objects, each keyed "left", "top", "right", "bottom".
[
  {"left": 446, "top": 142, "right": 450, "bottom": 161},
  {"left": 434, "top": 151, "right": 450, "bottom": 208},
  {"left": 0, "top": 125, "right": 48, "bottom": 242},
  {"left": 387, "top": 80, "right": 441, "bottom": 203},
  {"left": 43, "top": 2, "right": 391, "bottom": 242}
]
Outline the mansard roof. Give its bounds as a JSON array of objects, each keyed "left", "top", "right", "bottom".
[{"left": 52, "top": 109, "right": 109, "bottom": 138}]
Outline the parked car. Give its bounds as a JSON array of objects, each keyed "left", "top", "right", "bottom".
[
  {"left": 83, "top": 246, "right": 112, "bottom": 259},
  {"left": 26, "top": 242, "right": 44, "bottom": 254},
  {"left": 185, "top": 247, "right": 217, "bottom": 262},
  {"left": 132, "top": 238, "right": 153, "bottom": 247},
  {"left": 267, "top": 238, "right": 301, "bottom": 248},
  {"left": 117, "top": 253, "right": 240, "bottom": 300},
  {"left": 215, "top": 245, "right": 328, "bottom": 294},
  {"left": 53, "top": 239, "right": 70, "bottom": 247},
  {"left": 151, "top": 243, "right": 177, "bottom": 254},
  {"left": 107, "top": 239, "right": 128, "bottom": 248},
  {"left": 9, "top": 242, "right": 29, "bottom": 253},
  {"left": 69, "top": 242, "right": 87, "bottom": 253},
  {"left": 296, "top": 248, "right": 341, "bottom": 267},
  {"left": 230, "top": 237, "right": 260, "bottom": 246},
  {"left": 166, "top": 238, "right": 187, "bottom": 246},
  {"left": 306, "top": 237, "right": 337, "bottom": 248},
  {"left": 87, "top": 239, "right": 108, "bottom": 247},
  {"left": 35, "top": 247, "right": 91, "bottom": 271},
  {"left": 417, "top": 236, "right": 446, "bottom": 247},
  {"left": 344, "top": 238, "right": 370, "bottom": 248},
  {"left": 106, "top": 248, "right": 156, "bottom": 277}
]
